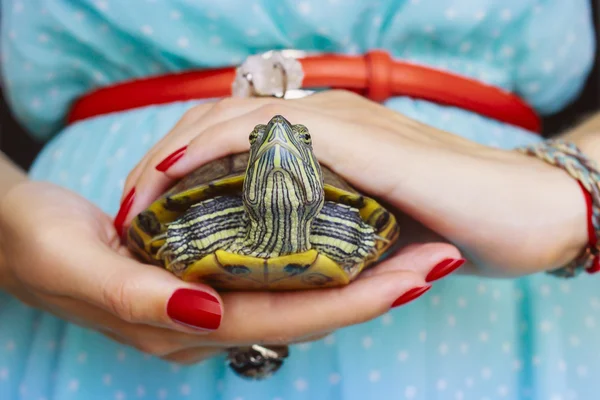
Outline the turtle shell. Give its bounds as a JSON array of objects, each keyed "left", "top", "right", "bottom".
[{"left": 127, "top": 152, "right": 400, "bottom": 290}]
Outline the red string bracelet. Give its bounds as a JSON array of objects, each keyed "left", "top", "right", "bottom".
[{"left": 518, "top": 139, "right": 600, "bottom": 278}]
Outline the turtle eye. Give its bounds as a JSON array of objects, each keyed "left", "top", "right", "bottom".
[{"left": 300, "top": 132, "right": 311, "bottom": 145}]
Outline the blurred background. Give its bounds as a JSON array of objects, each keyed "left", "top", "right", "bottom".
[{"left": 1, "top": 3, "right": 599, "bottom": 171}]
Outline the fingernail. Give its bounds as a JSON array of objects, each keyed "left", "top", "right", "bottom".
[
  {"left": 426, "top": 258, "right": 465, "bottom": 282},
  {"left": 156, "top": 146, "right": 187, "bottom": 172},
  {"left": 113, "top": 187, "right": 135, "bottom": 237},
  {"left": 167, "top": 288, "right": 222, "bottom": 330},
  {"left": 391, "top": 285, "right": 431, "bottom": 308}
]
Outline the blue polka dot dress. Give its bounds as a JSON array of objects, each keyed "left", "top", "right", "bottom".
[{"left": 0, "top": 1, "right": 598, "bottom": 399}]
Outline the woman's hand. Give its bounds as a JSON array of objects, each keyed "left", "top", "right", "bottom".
[
  {"left": 0, "top": 180, "right": 460, "bottom": 365},
  {"left": 120, "top": 90, "right": 588, "bottom": 278}
]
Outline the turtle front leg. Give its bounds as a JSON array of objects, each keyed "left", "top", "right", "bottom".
[
  {"left": 310, "top": 201, "right": 376, "bottom": 274},
  {"left": 162, "top": 195, "right": 247, "bottom": 274}
]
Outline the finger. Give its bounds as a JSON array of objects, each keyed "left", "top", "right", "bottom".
[
  {"left": 123, "top": 97, "right": 285, "bottom": 229},
  {"left": 54, "top": 237, "right": 224, "bottom": 334},
  {"left": 358, "top": 242, "right": 464, "bottom": 282},
  {"left": 210, "top": 270, "right": 426, "bottom": 346},
  {"left": 160, "top": 347, "right": 224, "bottom": 365}
]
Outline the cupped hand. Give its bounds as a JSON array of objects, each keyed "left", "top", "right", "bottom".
[
  {"left": 0, "top": 180, "right": 460, "bottom": 365},
  {"left": 120, "top": 90, "right": 588, "bottom": 278}
]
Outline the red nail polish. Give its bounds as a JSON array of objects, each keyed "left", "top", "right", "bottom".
[
  {"left": 167, "top": 288, "right": 222, "bottom": 330},
  {"left": 156, "top": 146, "right": 187, "bottom": 172},
  {"left": 426, "top": 258, "right": 465, "bottom": 282},
  {"left": 391, "top": 286, "right": 431, "bottom": 308},
  {"left": 113, "top": 187, "right": 135, "bottom": 237}
]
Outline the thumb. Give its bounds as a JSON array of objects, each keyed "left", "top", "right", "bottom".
[{"left": 65, "top": 240, "right": 223, "bottom": 333}]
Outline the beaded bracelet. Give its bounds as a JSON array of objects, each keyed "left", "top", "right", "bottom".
[{"left": 516, "top": 139, "right": 600, "bottom": 278}]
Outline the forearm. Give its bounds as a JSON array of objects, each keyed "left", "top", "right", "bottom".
[
  {"left": 0, "top": 152, "right": 28, "bottom": 290},
  {"left": 0, "top": 152, "right": 28, "bottom": 196}
]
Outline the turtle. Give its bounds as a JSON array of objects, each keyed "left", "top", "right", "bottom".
[{"left": 126, "top": 114, "right": 400, "bottom": 378}]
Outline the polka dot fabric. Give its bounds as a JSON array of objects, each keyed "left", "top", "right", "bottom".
[{"left": 0, "top": 1, "right": 598, "bottom": 399}]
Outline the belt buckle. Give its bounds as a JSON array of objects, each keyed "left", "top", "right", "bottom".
[{"left": 231, "top": 49, "right": 315, "bottom": 99}]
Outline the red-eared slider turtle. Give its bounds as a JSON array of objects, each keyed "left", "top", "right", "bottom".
[{"left": 127, "top": 115, "right": 400, "bottom": 379}]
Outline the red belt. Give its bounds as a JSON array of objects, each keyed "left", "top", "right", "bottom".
[{"left": 67, "top": 50, "right": 541, "bottom": 133}]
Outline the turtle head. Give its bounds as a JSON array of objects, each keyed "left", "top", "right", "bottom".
[{"left": 242, "top": 115, "right": 325, "bottom": 256}]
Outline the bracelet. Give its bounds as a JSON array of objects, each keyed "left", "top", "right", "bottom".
[{"left": 516, "top": 139, "right": 600, "bottom": 278}]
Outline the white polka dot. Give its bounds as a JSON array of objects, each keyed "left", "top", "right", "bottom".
[
  {"left": 457, "top": 297, "right": 467, "bottom": 307},
  {"left": 31, "top": 98, "right": 41, "bottom": 108},
  {"left": 103, "top": 374, "right": 112, "bottom": 385},
  {"left": 459, "top": 343, "right": 469, "bottom": 354},
  {"left": 585, "top": 315, "right": 596, "bottom": 328},
  {"left": 481, "top": 367, "right": 492, "bottom": 379},
  {"left": 206, "top": 11, "right": 219, "bottom": 20},
  {"left": 362, "top": 336, "right": 373, "bottom": 349},
  {"left": 477, "top": 284, "right": 487, "bottom": 294},
  {"left": 492, "top": 289, "right": 501, "bottom": 300},
  {"left": 419, "top": 331, "right": 427, "bottom": 342},
  {"left": 295, "top": 378, "right": 308, "bottom": 391},
  {"left": 423, "top": 25, "right": 435, "bottom": 34},
  {"left": 109, "top": 122, "right": 122, "bottom": 133},
  {"left": 75, "top": 11, "right": 85, "bottom": 21},
  {"left": 297, "top": 2, "right": 311, "bottom": 15},
  {"left": 479, "top": 331, "right": 489, "bottom": 342},
  {"left": 500, "top": 9, "right": 512, "bottom": 21},
  {"left": 558, "top": 359, "right": 567, "bottom": 372},
  {"left": 95, "top": 0, "right": 108, "bottom": 10},
  {"left": 0, "top": 368, "right": 8, "bottom": 381},
  {"left": 540, "top": 320, "right": 553, "bottom": 333},
  {"left": 474, "top": 10, "right": 486, "bottom": 21},
  {"left": 502, "top": 342, "right": 511, "bottom": 353},
  {"left": 177, "top": 37, "right": 189, "bottom": 48},
  {"left": 459, "top": 41, "right": 472, "bottom": 53},
  {"left": 439, "top": 343, "right": 449, "bottom": 355},
  {"left": 170, "top": 364, "right": 180, "bottom": 373},
  {"left": 577, "top": 365, "right": 588, "bottom": 377},
  {"left": 525, "top": 82, "right": 540, "bottom": 94},
  {"left": 567, "top": 32, "right": 577, "bottom": 44},
  {"left": 570, "top": 335, "right": 582, "bottom": 347},
  {"left": 500, "top": 46, "right": 515, "bottom": 58},
  {"left": 68, "top": 379, "right": 79, "bottom": 392},
  {"left": 542, "top": 61, "right": 555, "bottom": 73},
  {"left": 157, "top": 389, "right": 167, "bottom": 399},
  {"left": 554, "top": 306, "right": 563, "bottom": 317},
  {"left": 209, "top": 36, "right": 222, "bottom": 45},
  {"left": 324, "top": 335, "right": 335, "bottom": 346},
  {"left": 405, "top": 386, "right": 417, "bottom": 399},
  {"left": 115, "top": 391, "right": 125, "bottom": 400},
  {"left": 455, "top": 391, "right": 464, "bottom": 400},
  {"left": 532, "top": 355, "right": 542, "bottom": 366},
  {"left": 298, "top": 342, "right": 311, "bottom": 351},
  {"left": 550, "top": 395, "right": 563, "bottom": 400},
  {"left": 13, "top": 2, "right": 23, "bottom": 13},
  {"left": 489, "top": 312, "right": 498, "bottom": 323},
  {"left": 513, "top": 359, "right": 523, "bottom": 371},
  {"left": 447, "top": 315, "right": 456, "bottom": 326},
  {"left": 410, "top": 0, "right": 420, "bottom": 3},
  {"left": 465, "top": 377, "right": 474, "bottom": 387},
  {"left": 180, "top": 384, "right": 191, "bottom": 395},
  {"left": 368, "top": 370, "right": 381, "bottom": 382},
  {"left": 381, "top": 314, "right": 393, "bottom": 326},
  {"left": 436, "top": 379, "right": 447, "bottom": 390},
  {"left": 430, "top": 295, "right": 440, "bottom": 306},
  {"left": 329, "top": 373, "right": 341, "bottom": 384},
  {"left": 117, "top": 350, "right": 126, "bottom": 361},
  {"left": 170, "top": 10, "right": 181, "bottom": 19},
  {"left": 245, "top": 28, "right": 259, "bottom": 37},
  {"left": 38, "top": 33, "right": 49, "bottom": 43},
  {"left": 398, "top": 350, "right": 409, "bottom": 362},
  {"left": 136, "top": 385, "right": 146, "bottom": 397},
  {"left": 141, "top": 25, "right": 153, "bottom": 35},
  {"left": 498, "top": 385, "right": 509, "bottom": 397},
  {"left": 372, "top": 15, "right": 382, "bottom": 27},
  {"left": 445, "top": 8, "right": 457, "bottom": 20},
  {"left": 19, "top": 384, "right": 27, "bottom": 396}
]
